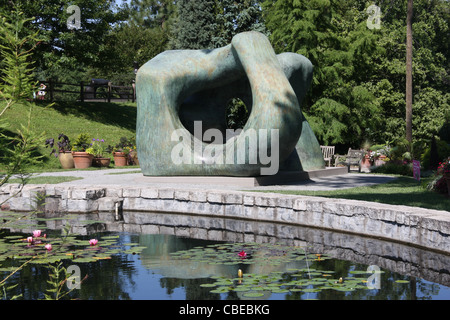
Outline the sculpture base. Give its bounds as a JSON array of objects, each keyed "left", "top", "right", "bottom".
[{"left": 139, "top": 167, "right": 348, "bottom": 187}]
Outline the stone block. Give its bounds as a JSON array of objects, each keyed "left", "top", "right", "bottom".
[
  {"left": 65, "top": 199, "right": 99, "bottom": 213},
  {"left": 141, "top": 188, "right": 158, "bottom": 199},
  {"left": 122, "top": 188, "right": 141, "bottom": 198},
  {"left": 293, "top": 199, "right": 307, "bottom": 211},
  {"left": 207, "top": 192, "right": 223, "bottom": 203},
  {"left": 277, "top": 197, "right": 293, "bottom": 209},
  {"left": 243, "top": 195, "right": 254, "bottom": 206},
  {"left": 106, "top": 188, "right": 123, "bottom": 198},
  {"left": 174, "top": 190, "right": 191, "bottom": 201},
  {"left": 224, "top": 193, "right": 243, "bottom": 204},
  {"left": 159, "top": 189, "right": 174, "bottom": 199},
  {"left": 190, "top": 192, "right": 207, "bottom": 202}
]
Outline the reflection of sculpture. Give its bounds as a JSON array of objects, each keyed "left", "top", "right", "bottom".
[{"left": 136, "top": 31, "right": 324, "bottom": 176}]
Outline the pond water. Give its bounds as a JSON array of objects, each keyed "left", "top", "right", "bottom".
[{"left": 1, "top": 211, "right": 449, "bottom": 301}]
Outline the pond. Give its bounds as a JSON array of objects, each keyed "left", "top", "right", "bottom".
[{"left": 1, "top": 211, "right": 449, "bottom": 301}]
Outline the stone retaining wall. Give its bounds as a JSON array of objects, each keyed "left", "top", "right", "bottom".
[{"left": 1, "top": 184, "right": 449, "bottom": 254}]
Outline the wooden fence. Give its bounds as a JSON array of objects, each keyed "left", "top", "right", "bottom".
[{"left": 36, "top": 79, "right": 136, "bottom": 103}]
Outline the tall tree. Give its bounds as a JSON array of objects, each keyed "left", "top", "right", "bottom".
[
  {"left": 263, "top": 0, "right": 383, "bottom": 147},
  {"left": 1, "top": 0, "right": 127, "bottom": 82},
  {"left": 168, "top": 0, "right": 217, "bottom": 50},
  {"left": 212, "top": 0, "right": 268, "bottom": 48}
]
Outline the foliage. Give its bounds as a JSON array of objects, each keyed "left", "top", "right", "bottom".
[
  {"left": 45, "top": 133, "right": 72, "bottom": 157},
  {"left": 426, "top": 157, "right": 450, "bottom": 195},
  {"left": 371, "top": 162, "right": 413, "bottom": 176},
  {"left": 0, "top": 7, "right": 41, "bottom": 116},
  {"left": 263, "top": 0, "right": 383, "bottom": 146},
  {"left": 112, "top": 136, "right": 136, "bottom": 155},
  {"left": 420, "top": 138, "right": 450, "bottom": 170},
  {"left": 212, "top": 0, "right": 268, "bottom": 48},
  {"left": 226, "top": 98, "right": 249, "bottom": 130},
  {"left": 171, "top": 242, "right": 379, "bottom": 296},
  {"left": 0, "top": 213, "right": 144, "bottom": 299},
  {"left": 1, "top": 0, "right": 128, "bottom": 84},
  {"left": 0, "top": 105, "right": 45, "bottom": 186},
  {"left": 71, "top": 133, "right": 91, "bottom": 152},
  {"left": 168, "top": 0, "right": 218, "bottom": 50},
  {"left": 262, "top": 0, "right": 449, "bottom": 152},
  {"left": 91, "top": 138, "right": 112, "bottom": 158}
]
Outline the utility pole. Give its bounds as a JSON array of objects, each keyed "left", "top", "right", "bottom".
[{"left": 405, "top": 0, "right": 413, "bottom": 147}]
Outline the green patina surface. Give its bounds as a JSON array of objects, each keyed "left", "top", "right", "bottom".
[{"left": 136, "top": 31, "right": 324, "bottom": 176}]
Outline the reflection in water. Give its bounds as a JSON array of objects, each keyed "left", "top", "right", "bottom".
[{"left": 1, "top": 211, "right": 449, "bottom": 300}]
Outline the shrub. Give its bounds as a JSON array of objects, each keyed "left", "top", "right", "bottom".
[{"left": 371, "top": 162, "right": 413, "bottom": 176}]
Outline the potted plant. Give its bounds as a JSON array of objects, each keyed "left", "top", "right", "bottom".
[
  {"left": 112, "top": 136, "right": 133, "bottom": 167},
  {"left": 91, "top": 138, "right": 112, "bottom": 167},
  {"left": 71, "top": 133, "right": 94, "bottom": 169},
  {"left": 45, "top": 133, "right": 74, "bottom": 169}
]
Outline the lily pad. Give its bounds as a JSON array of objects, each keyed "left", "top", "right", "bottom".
[
  {"left": 395, "top": 280, "right": 410, "bottom": 284},
  {"left": 242, "top": 292, "right": 265, "bottom": 298}
]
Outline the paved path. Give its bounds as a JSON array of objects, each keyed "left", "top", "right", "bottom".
[{"left": 32, "top": 168, "right": 398, "bottom": 191}]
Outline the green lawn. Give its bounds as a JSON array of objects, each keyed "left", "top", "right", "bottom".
[
  {"left": 259, "top": 176, "right": 449, "bottom": 212},
  {"left": 1, "top": 100, "right": 136, "bottom": 171}
]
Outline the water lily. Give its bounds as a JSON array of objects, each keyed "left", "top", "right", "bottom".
[
  {"left": 45, "top": 244, "right": 52, "bottom": 251},
  {"left": 238, "top": 250, "right": 247, "bottom": 258},
  {"left": 27, "top": 236, "right": 33, "bottom": 243},
  {"left": 89, "top": 239, "right": 98, "bottom": 246},
  {"left": 33, "top": 230, "right": 41, "bottom": 238}
]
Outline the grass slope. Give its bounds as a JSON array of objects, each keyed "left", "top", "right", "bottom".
[{"left": 1, "top": 101, "right": 137, "bottom": 171}]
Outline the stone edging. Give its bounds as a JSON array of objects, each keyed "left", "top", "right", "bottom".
[{"left": 1, "top": 184, "right": 449, "bottom": 254}]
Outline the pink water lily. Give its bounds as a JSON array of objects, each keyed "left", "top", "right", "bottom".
[
  {"left": 238, "top": 250, "right": 247, "bottom": 258},
  {"left": 89, "top": 239, "right": 98, "bottom": 246},
  {"left": 45, "top": 244, "right": 52, "bottom": 251},
  {"left": 33, "top": 230, "right": 41, "bottom": 238},
  {"left": 27, "top": 236, "right": 33, "bottom": 243}
]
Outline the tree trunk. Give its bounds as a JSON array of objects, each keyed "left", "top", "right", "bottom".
[{"left": 405, "top": 0, "right": 413, "bottom": 147}]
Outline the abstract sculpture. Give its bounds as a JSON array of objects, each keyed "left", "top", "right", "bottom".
[{"left": 136, "top": 31, "right": 324, "bottom": 176}]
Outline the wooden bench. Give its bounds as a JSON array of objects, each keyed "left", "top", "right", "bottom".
[
  {"left": 344, "top": 148, "right": 365, "bottom": 172},
  {"left": 320, "top": 146, "right": 335, "bottom": 167}
]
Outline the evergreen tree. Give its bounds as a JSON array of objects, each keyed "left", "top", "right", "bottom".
[
  {"left": 263, "top": 0, "right": 383, "bottom": 147},
  {"left": 212, "top": 0, "right": 268, "bottom": 48},
  {"left": 262, "top": 0, "right": 449, "bottom": 152},
  {"left": 169, "top": 0, "right": 217, "bottom": 50}
]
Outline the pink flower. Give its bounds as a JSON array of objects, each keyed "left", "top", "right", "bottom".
[
  {"left": 33, "top": 230, "right": 41, "bottom": 238},
  {"left": 45, "top": 244, "right": 52, "bottom": 251},
  {"left": 89, "top": 239, "right": 98, "bottom": 246},
  {"left": 27, "top": 236, "right": 33, "bottom": 243},
  {"left": 238, "top": 250, "right": 247, "bottom": 258}
]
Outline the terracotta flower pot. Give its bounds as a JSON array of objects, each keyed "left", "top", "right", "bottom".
[
  {"left": 92, "top": 157, "right": 111, "bottom": 167},
  {"left": 113, "top": 152, "right": 127, "bottom": 167},
  {"left": 72, "top": 152, "right": 94, "bottom": 169},
  {"left": 58, "top": 152, "right": 74, "bottom": 169}
]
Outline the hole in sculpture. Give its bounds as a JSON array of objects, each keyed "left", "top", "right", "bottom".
[{"left": 226, "top": 98, "right": 249, "bottom": 131}]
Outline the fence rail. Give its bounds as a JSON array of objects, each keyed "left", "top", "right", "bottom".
[{"left": 37, "top": 79, "right": 136, "bottom": 103}]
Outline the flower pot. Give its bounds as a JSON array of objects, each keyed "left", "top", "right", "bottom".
[
  {"left": 113, "top": 152, "right": 127, "bottom": 167},
  {"left": 361, "top": 155, "right": 371, "bottom": 168},
  {"left": 129, "top": 150, "right": 139, "bottom": 166},
  {"left": 92, "top": 157, "right": 111, "bottom": 167},
  {"left": 58, "top": 152, "right": 74, "bottom": 169},
  {"left": 72, "top": 152, "right": 94, "bottom": 169}
]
